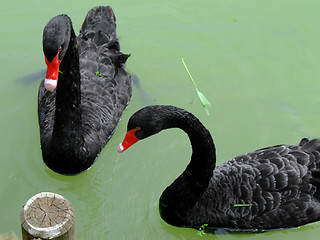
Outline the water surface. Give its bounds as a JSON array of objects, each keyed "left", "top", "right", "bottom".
[{"left": 1, "top": 0, "right": 320, "bottom": 239}]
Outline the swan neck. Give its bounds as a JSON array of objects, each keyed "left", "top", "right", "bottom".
[
  {"left": 165, "top": 111, "right": 216, "bottom": 174},
  {"left": 159, "top": 109, "right": 216, "bottom": 226},
  {"left": 53, "top": 28, "right": 82, "bottom": 139}
]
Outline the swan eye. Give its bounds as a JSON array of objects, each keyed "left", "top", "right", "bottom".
[{"left": 135, "top": 127, "right": 141, "bottom": 130}]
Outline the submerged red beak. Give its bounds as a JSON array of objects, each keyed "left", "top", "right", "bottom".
[
  {"left": 44, "top": 51, "right": 61, "bottom": 92},
  {"left": 118, "top": 128, "right": 140, "bottom": 153}
]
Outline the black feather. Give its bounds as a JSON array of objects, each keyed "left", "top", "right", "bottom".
[
  {"left": 39, "top": 6, "right": 132, "bottom": 175},
  {"left": 121, "top": 106, "right": 320, "bottom": 230}
]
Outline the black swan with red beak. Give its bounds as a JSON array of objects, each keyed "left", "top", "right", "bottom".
[
  {"left": 118, "top": 105, "right": 320, "bottom": 231},
  {"left": 38, "top": 6, "right": 132, "bottom": 175}
]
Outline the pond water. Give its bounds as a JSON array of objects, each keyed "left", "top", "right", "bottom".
[{"left": 1, "top": 0, "right": 320, "bottom": 239}]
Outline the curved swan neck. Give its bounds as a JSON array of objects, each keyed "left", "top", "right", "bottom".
[
  {"left": 157, "top": 107, "right": 216, "bottom": 226},
  {"left": 161, "top": 109, "right": 216, "bottom": 176},
  {"left": 182, "top": 115, "right": 216, "bottom": 176},
  {"left": 53, "top": 28, "right": 82, "bottom": 141}
]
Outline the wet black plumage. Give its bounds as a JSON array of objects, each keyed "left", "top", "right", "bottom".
[
  {"left": 38, "top": 6, "right": 132, "bottom": 175},
  {"left": 121, "top": 105, "right": 320, "bottom": 230}
]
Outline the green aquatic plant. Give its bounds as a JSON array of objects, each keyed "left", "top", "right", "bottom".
[
  {"left": 160, "top": 203, "right": 167, "bottom": 208},
  {"left": 234, "top": 203, "right": 253, "bottom": 207},
  {"left": 182, "top": 58, "right": 211, "bottom": 116},
  {"left": 95, "top": 71, "right": 103, "bottom": 77},
  {"left": 197, "top": 223, "right": 208, "bottom": 236},
  {"left": 59, "top": 70, "right": 63, "bottom": 74}
]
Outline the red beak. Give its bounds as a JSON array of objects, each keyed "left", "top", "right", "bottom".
[
  {"left": 44, "top": 51, "right": 61, "bottom": 92},
  {"left": 118, "top": 128, "right": 140, "bottom": 153}
]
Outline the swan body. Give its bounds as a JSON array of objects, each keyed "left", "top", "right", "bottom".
[
  {"left": 38, "top": 6, "right": 132, "bottom": 175},
  {"left": 118, "top": 105, "right": 320, "bottom": 230}
]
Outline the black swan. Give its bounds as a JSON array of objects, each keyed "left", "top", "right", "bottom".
[
  {"left": 38, "top": 6, "right": 132, "bottom": 175},
  {"left": 118, "top": 105, "right": 320, "bottom": 231}
]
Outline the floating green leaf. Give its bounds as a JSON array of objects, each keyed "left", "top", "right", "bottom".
[
  {"left": 197, "top": 90, "right": 211, "bottom": 107},
  {"left": 160, "top": 203, "right": 167, "bottom": 208},
  {"left": 95, "top": 71, "right": 103, "bottom": 77},
  {"left": 234, "top": 203, "right": 253, "bottom": 207},
  {"left": 59, "top": 70, "right": 63, "bottom": 74},
  {"left": 197, "top": 223, "right": 208, "bottom": 236},
  {"left": 182, "top": 58, "right": 211, "bottom": 116}
]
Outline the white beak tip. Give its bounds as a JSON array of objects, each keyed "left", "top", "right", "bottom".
[
  {"left": 44, "top": 78, "right": 57, "bottom": 92},
  {"left": 117, "top": 143, "right": 124, "bottom": 153}
]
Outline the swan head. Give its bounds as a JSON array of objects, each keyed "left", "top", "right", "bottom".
[
  {"left": 42, "top": 14, "right": 71, "bottom": 91},
  {"left": 117, "top": 127, "right": 140, "bottom": 153},
  {"left": 118, "top": 105, "right": 169, "bottom": 153}
]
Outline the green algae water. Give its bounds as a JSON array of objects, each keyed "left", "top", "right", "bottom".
[{"left": 1, "top": 0, "right": 320, "bottom": 239}]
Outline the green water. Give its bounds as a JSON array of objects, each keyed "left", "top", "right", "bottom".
[{"left": 1, "top": 0, "right": 320, "bottom": 239}]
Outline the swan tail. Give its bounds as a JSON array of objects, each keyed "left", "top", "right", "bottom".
[
  {"left": 80, "top": 6, "right": 120, "bottom": 49},
  {"left": 299, "top": 138, "right": 320, "bottom": 198},
  {"left": 309, "top": 169, "right": 320, "bottom": 201},
  {"left": 310, "top": 169, "right": 320, "bottom": 185}
]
